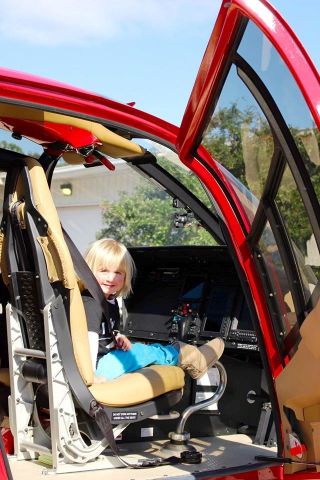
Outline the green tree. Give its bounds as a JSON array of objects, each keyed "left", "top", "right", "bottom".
[
  {"left": 0, "top": 141, "right": 24, "bottom": 153},
  {"left": 203, "top": 102, "right": 320, "bottom": 278},
  {"left": 276, "top": 127, "right": 320, "bottom": 255},
  {"left": 97, "top": 106, "right": 255, "bottom": 247},
  {"left": 0, "top": 140, "right": 40, "bottom": 158},
  {"left": 203, "top": 103, "right": 249, "bottom": 184},
  {"left": 98, "top": 102, "right": 320, "bottom": 251},
  {"left": 98, "top": 175, "right": 214, "bottom": 247},
  {"left": 203, "top": 102, "right": 273, "bottom": 194}
]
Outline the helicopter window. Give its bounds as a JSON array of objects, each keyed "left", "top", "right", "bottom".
[
  {"left": 237, "top": 21, "right": 320, "bottom": 311},
  {"left": 258, "top": 220, "right": 299, "bottom": 347},
  {"left": 275, "top": 164, "right": 319, "bottom": 295},
  {"left": 238, "top": 21, "right": 320, "bottom": 197},
  {"left": 202, "top": 63, "right": 274, "bottom": 225},
  {"left": 99, "top": 147, "right": 217, "bottom": 248},
  {"left": 135, "top": 139, "right": 217, "bottom": 214}
]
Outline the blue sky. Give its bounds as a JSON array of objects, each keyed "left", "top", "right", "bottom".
[{"left": 0, "top": 0, "right": 318, "bottom": 126}]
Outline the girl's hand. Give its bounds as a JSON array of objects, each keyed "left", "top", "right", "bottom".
[{"left": 115, "top": 334, "right": 132, "bottom": 351}]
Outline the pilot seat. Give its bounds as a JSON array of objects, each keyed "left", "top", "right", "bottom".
[{"left": 0, "top": 152, "right": 226, "bottom": 474}]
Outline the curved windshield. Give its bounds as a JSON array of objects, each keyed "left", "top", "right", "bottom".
[
  {"left": 219, "top": 163, "right": 259, "bottom": 225},
  {"left": 138, "top": 139, "right": 216, "bottom": 213},
  {"left": 98, "top": 138, "right": 217, "bottom": 247}
]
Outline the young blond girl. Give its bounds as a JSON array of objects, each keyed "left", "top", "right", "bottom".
[{"left": 82, "top": 238, "right": 224, "bottom": 381}]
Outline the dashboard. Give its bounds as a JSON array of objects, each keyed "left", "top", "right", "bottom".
[{"left": 123, "top": 246, "right": 258, "bottom": 352}]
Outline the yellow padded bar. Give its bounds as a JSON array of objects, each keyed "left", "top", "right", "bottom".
[{"left": 0, "top": 103, "right": 144, "bottom": 160}]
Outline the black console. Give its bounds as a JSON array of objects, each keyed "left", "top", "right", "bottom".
[
  {"left": 121, "top": 246, "right": 264, "bottom": 440},
  {"left": 123, "top": 246, "right": 258, "bottom": 351}
]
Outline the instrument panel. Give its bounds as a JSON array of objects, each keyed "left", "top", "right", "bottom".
[{"left": 123, "top": 246, "right": 258, "bottom": 352}]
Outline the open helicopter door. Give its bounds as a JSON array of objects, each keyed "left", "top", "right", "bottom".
[{"left": 176, "top": 0, "right": 320, "bottom": 475}]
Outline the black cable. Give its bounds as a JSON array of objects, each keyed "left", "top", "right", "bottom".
[{"left": 255, "top": 455, "right": 320, "bottom": 467}]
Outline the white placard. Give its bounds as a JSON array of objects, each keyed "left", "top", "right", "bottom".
[{"left": 141, "top": 427, "right": 154, "bottom": 438}]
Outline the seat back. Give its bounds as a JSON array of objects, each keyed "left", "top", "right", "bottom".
[{"left": 1, "top": 157, "right": 94, "bottom": 386}]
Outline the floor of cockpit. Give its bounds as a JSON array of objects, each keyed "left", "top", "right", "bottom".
[{"left": 9, "top": 433, "right": 277, "bottom": 479}]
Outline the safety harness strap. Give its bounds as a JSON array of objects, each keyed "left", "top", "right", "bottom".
[{"left": 63, "top": 228, "right": 117, "bottom": 344}]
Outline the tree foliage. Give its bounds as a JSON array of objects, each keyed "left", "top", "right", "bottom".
[
  {"left": 203, "top": 103, "right": 249, "bottom": 185},
  {"left": 98, "top": 156, "right": 215, "bottom": 247},
  {"left": 0, "top": 141, "right": 24, "bottom": 153},
  {"left": 203, "top": 102, "right": 273, "bottom": 196},
  {"left": 275, "top": 128, "right": 320, "bottom": 255},
  {"left": 203, "top": 102, "right": 320, "bottom": 259},
  {"left": 98, "top": 182, "right": 214, "bottom": 247},
  {"left": 0, "top": 140, "right": 40, "bottom": 158}
]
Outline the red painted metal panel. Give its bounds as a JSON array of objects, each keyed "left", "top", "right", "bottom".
[
  {"left": 0, "top": 117, "right": 97, "bottom": 148},
  {"left": 284, "top": 470, "right": 320, "bottom": 480},
  {"left": 0, "top": 436, "right": 10, "bottom": 480},
  {"left": 0, "top": 68, "right": 179, "bottom": 148},
  {"left": 177, "top": 2, "right": 243, "bottom": 159},
  {"left": 202, "top": 465, "right": 283, "bottom": 480}
]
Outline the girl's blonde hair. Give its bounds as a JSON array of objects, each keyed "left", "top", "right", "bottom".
[{"left": 84, "top": 238, "right": 135, "bottom": 298}]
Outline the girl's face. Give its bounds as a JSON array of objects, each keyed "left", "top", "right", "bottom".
[{"left": 95, "top": 260, "right": 125, "bottom": 297}]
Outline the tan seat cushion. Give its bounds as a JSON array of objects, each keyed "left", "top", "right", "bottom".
[{"left": 89, "top": 365, "right": 184, "bottom": 407}]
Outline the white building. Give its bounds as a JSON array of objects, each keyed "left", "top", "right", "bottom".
[
  {"left": 0, "top": 159, "right": 141, "bottom": 253},
  {"left": 51, "top": 160, "right": 142, "bottom": 253}
]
